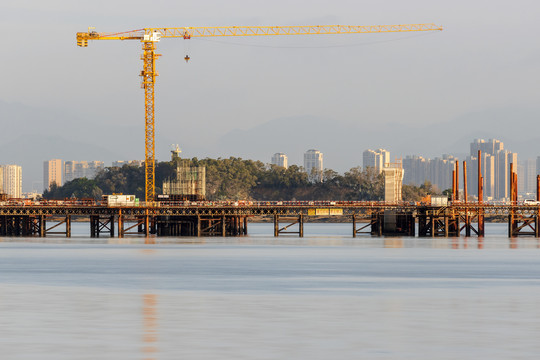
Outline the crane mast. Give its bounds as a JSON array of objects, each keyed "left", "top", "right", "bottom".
[{"left": 76, "top": 23, "right": 442, "bottom": 202}]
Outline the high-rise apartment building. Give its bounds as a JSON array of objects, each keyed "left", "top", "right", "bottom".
[
  {"left": 304, "top": 149, "right": 323, "bottom": 182},
  {"left": 402, "top": 154, "right": 457, "bottom": 192},
  {"left": 518, "top": 159, "right": 536, "bottom": 195},
  {"left": 112, "top": 160, "right": 144, "bottom": 168},
  {"left": 1, "top": 165, "right": 22, "bottom": 198},
  {"left": 43, "top": 159, "right": 63, "bottom": 191},
  {"left": 465, "top": 152, "right": 496, "bottom": 199},
  {"left": 271, "top": 153, "right": 288, "bottom": 168},
  {"left": 403, "top": 155, "right": 427, "bottom": 185},
  {"left": 363, "top": 149, "right": 390, "bottom": 173},
  {"left": 470, "top": 138, "right": 504, "bottom": 158},
  {"left": 64, "top": 160, "right": 104, "bottom": 182},
  {"left": 466, "top": 139, "right": 517, "bottom": 200}
]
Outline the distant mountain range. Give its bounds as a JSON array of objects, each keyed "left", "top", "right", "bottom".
[
  {"left": 212, "top": 106, "right": 540, "bottom": 171},
  {"left": 1, "top": 99, "right": 538, "bottom": 191}
]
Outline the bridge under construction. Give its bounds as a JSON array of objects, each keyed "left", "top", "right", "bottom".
[{"left": 1, "top": 201, "right": 539, "bottom": 239}]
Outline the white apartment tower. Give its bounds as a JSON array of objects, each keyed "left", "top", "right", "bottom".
[
  {"left": 518, "top": 159, "right": 536, "bottom": 195},
  {"left": 271, "top": 153, "right": 288, "bottom": 168},
  {"left": 467, "top": 139, "right": 518, "bottom": 200},
  {"left": 43, "top": 159, "right": 63, "bottom": 191},
  {"left": 1, "top": 165, "right": 22, "bottom": 199},
  {"left": 363, "top": 149, "right": 390, "bottom": 173},
  {"left": 304, "top": 149, "right": 323, "bottom": 182},
  {"left": 64, "top": 160, "right": 105, "bottom": 182},
  {"left": 112, "top": 160, "right": 144, "bottom": 168}
]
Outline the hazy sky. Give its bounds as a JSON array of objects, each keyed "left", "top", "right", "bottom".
[{"left": 1, "top": 0, "right": 540, "bottom": 190}]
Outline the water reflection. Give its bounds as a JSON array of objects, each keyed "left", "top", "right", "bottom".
[
  {"left": 384, "top": 238, "right": 403, "bottom": 248},
  {"left": 143, "top": 294, "right": 158, "bottom": 360}
]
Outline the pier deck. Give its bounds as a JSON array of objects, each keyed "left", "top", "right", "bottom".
[{"left": 0, "top": 201, "right": 538, "bottom": 238}]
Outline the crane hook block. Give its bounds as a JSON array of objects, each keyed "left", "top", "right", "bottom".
[{"left": 184, "top": 55, "right": 190, "bottom": 63}]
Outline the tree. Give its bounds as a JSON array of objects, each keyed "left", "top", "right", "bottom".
[
  {"left": 402, "top": 181, "right": 441, "bottom": 202},
  {"left": 43, "top": 178, "right": 102, "bottom": 200}
]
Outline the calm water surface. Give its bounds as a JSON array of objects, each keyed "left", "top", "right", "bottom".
[{"left": 1, "top": 223, "right": 539, "bottom": 359}]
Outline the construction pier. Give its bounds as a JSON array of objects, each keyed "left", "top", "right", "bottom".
[{"left": 1, "top": 201, "right": 539, "bottom": 238}]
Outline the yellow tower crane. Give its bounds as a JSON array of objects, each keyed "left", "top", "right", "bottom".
[{"left": 76, "top": 24, "right": 442, "bottom": 202}]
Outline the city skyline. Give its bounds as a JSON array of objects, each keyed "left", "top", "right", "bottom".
[{"left": 8, "top": 136, "right": 540, "bottom": 198}]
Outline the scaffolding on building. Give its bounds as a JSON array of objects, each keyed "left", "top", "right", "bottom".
[{"left": 162, "top": 158, "right": 206, "bottom": 201}]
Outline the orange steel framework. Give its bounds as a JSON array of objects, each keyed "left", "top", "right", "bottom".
[
  {"left": 76, "top": 23, "right": 443, "bottom": 202},
  {"left": 1, "top": 202, "right": 540, "bottom": 238}
]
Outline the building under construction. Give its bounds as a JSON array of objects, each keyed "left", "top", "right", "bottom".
[
  {"left": 383, "top": 160, "right": 404, "bottom": 202},
  {"left": 161, "top": 146, "right": 206, "bottom": 201}
]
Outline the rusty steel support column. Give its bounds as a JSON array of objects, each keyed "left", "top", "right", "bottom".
[
  {"left": 452, "top": 170, "right": 456, "bottom": 201},
  {"left": 110, "top": 216, "right": 115, "bottom": 237},
  {"left": 535, "top": 213, "right": 540, "bottom": 238},
  {"left": 352, "top": 214, "right": 357, "bottom": 238},
  {"left": 478, "top": 150, "right": 485, "bottom": 237},
  {"left": 508, "top": 211, "right": 513, "bottom": 238},
  {"left": 222, "top": 215, "right": 226, "bottom": 237},
  {"left": 478, "top": 150, "right": 483, "bottom": 203},
  {"left": 145, "top": 214, "right": 150, "bottom": 237},
  {"left": 463, "top": 161, "right": 468, "bottom": 203},
  {"left": 66, "top": 215, "right": 71, "bottom": 238},
  {"left": 90, "top": 216, "right": 96, "bottom": 237},
  {"left": 536, "top": 175, "right": 540, "bottom": 201},
  {"left": 274, "top": 215, "right": 279, "bottom": 237},
  {"left": 40, "top": 216, "right": 46, "bottom": 237},
  {"left": 118, "top": 210, "right": 124, "bottom": 238},
  {"left": 197, "top": 215, "right": 201, "bottom": 237},
  {"left": 243, "top": 216, "right": 248, "bottom": 235},
  {"left": 299, "top": 214, "right": 304, "bottom": 238},
  {"left": 513, "top": 172, "right": 518, "bottom": 203},
  {"left": 463, "top": 161, "right": 470, "bottom": 237},
  {"left": 510, "top": 163, "right": 514, "bottom": 204},
  {"left": 0, "top": 216, "right": 6, "bottom": 236},
  {"left": 455, "top": 161, "right": 459, "bottom": 201}
]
